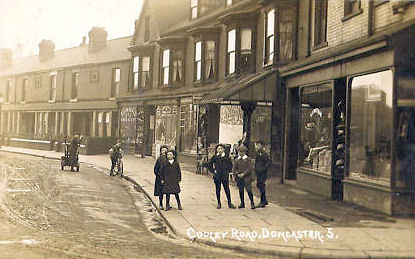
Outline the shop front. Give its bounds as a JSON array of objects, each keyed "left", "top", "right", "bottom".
[{"left": 282, "top": 25, "right": 415, "bottom": 215}]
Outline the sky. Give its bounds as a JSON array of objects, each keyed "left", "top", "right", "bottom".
[{"left": 0, "top": 0, "right": 144, "bottom": 57}]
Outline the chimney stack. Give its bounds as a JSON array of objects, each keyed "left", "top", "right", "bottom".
[
  {"left": 88, "top": 27, "right": 108, "bottom": 52},
  {"left": 39, "top": 40, "right": 55, "bottom": 61},
  {"left": 0, "top": 48, "right": 13, "bottom": 70}
]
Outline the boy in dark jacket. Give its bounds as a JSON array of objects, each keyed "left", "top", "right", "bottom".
[
  {"left": 109, "top": 140, "right": 122, "bottom": 176},
  {"left": 154, "top": 145, "right": 168, "bottom": 210},
  {"left": 233, "top": 146, "right": 255, "bottom": 209},
  {"left": 254, "top": 140, "right": 269, "bottom": 208},
  {"left": 208, "top": 144, "right": 236, "bottom": 209}
]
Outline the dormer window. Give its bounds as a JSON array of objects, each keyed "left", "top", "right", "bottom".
[{"left": 191, "top": 0, "right": 198, "bottom": 19}]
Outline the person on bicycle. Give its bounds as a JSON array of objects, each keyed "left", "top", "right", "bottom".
[{"left": 109, "top": 139, "right": 123, "bottom": 176}]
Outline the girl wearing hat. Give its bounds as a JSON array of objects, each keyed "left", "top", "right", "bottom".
[{"left": 154, "top": 145, "right": 168, "bottom": 210}]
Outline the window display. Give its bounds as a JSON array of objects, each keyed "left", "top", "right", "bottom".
[
  {"left": 251, "top": 106, "right": 271, "bottom": 154},
  {"left": 180, "top": 104, "right": 198, "bottom": 154},
  {"left": 219, "top": 105, "right": 243, "bottom": 145},
  {"left": 155, "top": 105, "right": 178, "bottom": 148},
  {"left": 349, "top": 70, "right": 393, "bottom": 184},
  {"left": 298, "top": 84, "right": 332, "bottom": 174}
]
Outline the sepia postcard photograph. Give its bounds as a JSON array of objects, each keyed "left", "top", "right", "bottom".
[{"left": 0, "top": 0, "right": 414, "bottom": 258}]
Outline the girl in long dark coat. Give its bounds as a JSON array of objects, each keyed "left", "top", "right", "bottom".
[
  {"left": 161, "top": 150, "right": 182, "bottom": 211},
  {"left": 68, "top": 133, "right": 81, "bottom": 171},
  {"left": 154, "top": 145, "right": 168, "bottom": 210}
]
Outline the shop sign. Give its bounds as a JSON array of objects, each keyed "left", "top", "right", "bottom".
[{"left": 156, "top": 105, "right": 178, "bottom": 116}]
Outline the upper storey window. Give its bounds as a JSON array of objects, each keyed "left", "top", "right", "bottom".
[
  {"left": 189, "top": 26, "right": 220, "bottom": 85},
  {"left": 263, "top": 2, "right": 297, "bottom": 65},
  {"left": 314, "top": 0, "right": 328, "bottom": 48},
  {"left": 129, "top": 44, "right": 155, "bottom": 93},
  {"left": 344, "top": 0, "right": 361, "bottom": 17},
  {"left": 191, "top": 0, "right": 198, "bottom": 19},
  {"left": 158, "top": 37, "right": 187, "bottom": 88},
  {"left": 220, "top": 11, "right": 257, "bottom": 77}
]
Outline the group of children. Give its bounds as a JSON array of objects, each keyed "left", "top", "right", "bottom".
[{"left": 153, "top": 140, "right": 270, "bottom": 211}]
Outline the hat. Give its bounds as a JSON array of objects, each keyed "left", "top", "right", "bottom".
[
  {"left": 237, "top": 146, "right": 247, "bottom": 153},
  {"left": 256, "top": 140, "right": 264, "bottom": 145}
]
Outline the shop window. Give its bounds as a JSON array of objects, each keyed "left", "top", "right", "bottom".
[
  {"left": 6, "top": 80, "right": 11, "bottom": 102},
  {"left": 251, "top": 106, "right": 272, "bottom": 154},
  {"left": 314, "top": 0, "right": 328, "bottom": 48},
  {"left": 120, "top": 107, "right": 137, "bottom": 145},
  {"left": 50, "top": 75, "right": 57, "bottom": 101},
  {"left": 349, "top": 70, "right": 393, "bottom": 184},
  {"left": 71, "top": 73, "right": 79, "bottom": 100},
  {"left": 191, "top": 0, "right": 198, "bottom": 19},
  {"left": 22, "top": 79, "right": 27, "bottom": 102},
  {"left": 155, "top": 105, "right": 178, "bottom": 147},
  {"left": 219, "top": 105, "right": 244, "bottom": 145},
  {"left": 299, "top": 84, "right": 333, "bottom": 174},
  {"left": 111, "top": 68, "right": 120, "bottom": 98},
  {"left": 264, "top": 9, "right": 275, "bottom": 66},
  {"left": 162, "top": 49, "right": 170, "bottom": 86},
  {"left": 180, "top": 104, "right": 198, "bottom": 154},
  {"left": 344, "top": 0, "right": 361, "bottom": 17}
]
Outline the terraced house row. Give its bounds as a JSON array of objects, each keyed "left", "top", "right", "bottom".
[{"left": 1, "top": 0, "right": 414, "bottom": 216}]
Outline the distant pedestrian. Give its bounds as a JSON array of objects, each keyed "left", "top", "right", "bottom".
[
  {"left": 154, "top": 145, "right": 168, "bottom": 210},
  {"left": 233, "top": 146, "right": 255, "bottom": 209},
  {"left": 254, "top": 140, "right": 269, "bottom": 208},
  {"left": 161, "top": 150, "right": 182, "bottom": 211},
  {"left": 208, "top": 144, "right": 236, "bottom": 209},
  {"left": 109, "top": 139, "right": 123, "bottom": 176},
  {"left": 69, "top": 132, "right": 81, "bottom": 172}
]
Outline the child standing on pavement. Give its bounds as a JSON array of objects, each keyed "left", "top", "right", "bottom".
[
  {"left": 161, "top": 150, "right": 182, "bottom": 211},
  {"left": 154, "top": 145, "right": 168, "bottom": 210},
  {"left": 233, "top": 146, "right": 255, "bottom": 209}
]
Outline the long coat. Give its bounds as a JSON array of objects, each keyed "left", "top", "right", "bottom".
[
  {"left": 154, "top": 155, "right": 166, "bottom": 196},
  {"left": 254, "top": 150, "right": 269, "bottom": 182},
  {"left": 233, "top": 156, "right": 254, "bottom": 187},
  {"left": 68, "top": 137, "right": 80, "bottom": 165},
  {"left": 161, "top": 160, "right": 182, "bottom": 194}
]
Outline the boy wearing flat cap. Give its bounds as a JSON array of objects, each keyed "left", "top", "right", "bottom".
[{"left": 233, "top": 146, "right": 255, "bottom": 209}]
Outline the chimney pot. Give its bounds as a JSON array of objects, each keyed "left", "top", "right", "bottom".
[
  {"left": 39, "top": 39, "right": 55, "bottom": 61},
  {"left": 88, "top": 27, "right": 108, "bottom": 52},
  {"left": 0, "top": 48, "right": 13, "bottom": 70}
]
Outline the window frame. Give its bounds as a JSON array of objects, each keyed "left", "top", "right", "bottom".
[
  {"left": 190, "top": 0, "right": 199, "bottom": 19},
  {"left": 342, "top": 0, "right": 363, "bottom": 21},
  {"left": 71, "top": 72, "right": 80, "bottom": 100},
  {"left": 21, "top": 78, "right": 28, "bottom": 102},
  {"left": 313, "top": 0, "right": 328, "bottom": 49},
  {"left": 194, "top": 40, "right": 218, "bottom": 84},
  {"left": 49, "top": 75, "right": 57, "bottom": 101},
  {"left": 5, "top": 80, "right": 12, "bottom": 103},
  {"left": 264, "top": 8, "right": 276, "bottom": 67},
  {"left": 161, "top": 49, "right": 170, "bottom": 87},
  {"left": 111, "top": 67, "right": 121, "bottom": 98}
]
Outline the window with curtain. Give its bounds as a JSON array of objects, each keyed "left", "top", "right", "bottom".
[
  {"left": 205, "top": 41, "right": 216, "bottom": 80},
  {"left": 227, "top": 29, "right": 236, "bottom": 75},
  {"left": 264, "top": 9, "right": 275, "bottom": 66},
  {"left": 71, "top": 73, "right": 79, "bottom": 100},
  {"left": 141, "top": 57, "right": 150, "bottom": 88}
]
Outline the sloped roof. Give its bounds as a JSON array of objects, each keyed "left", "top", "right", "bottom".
[{"left": 0, "top": 36, "right": 132, "bottom": 77}]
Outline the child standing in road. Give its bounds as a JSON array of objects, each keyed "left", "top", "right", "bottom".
[{"left": 233, "top": 146, "right": 255, "bottom": 209}]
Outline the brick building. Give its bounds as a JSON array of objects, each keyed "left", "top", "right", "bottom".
[
  {"left": 281, "top": 0, "right": 415, "bottom": 215},
  {"left": 0, "top": 28, "right": 131, "bottom": 154}
]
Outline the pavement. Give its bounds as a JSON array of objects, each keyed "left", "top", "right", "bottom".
[{"left": 1, "top": 146, "right": 415, "bottom": 258}]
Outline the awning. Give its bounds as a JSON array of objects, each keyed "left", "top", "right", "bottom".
[{"left": 198, "top": 68, "right": 278, "bottom": 104}]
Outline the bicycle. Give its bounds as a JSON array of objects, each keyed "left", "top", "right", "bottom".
[{"left": 112, "top": 154, "right": 123, "bottom": 176}]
